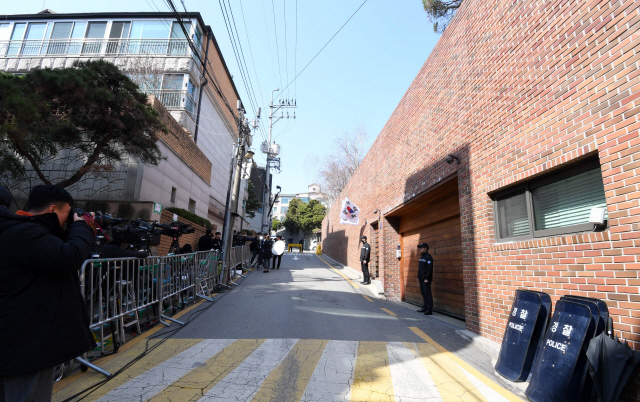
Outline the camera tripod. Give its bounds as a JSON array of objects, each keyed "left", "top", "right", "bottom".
[{"left": 168, "top": 237, "right": 181, "bottom": 255}]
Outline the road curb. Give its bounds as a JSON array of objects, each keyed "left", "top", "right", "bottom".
[{"left": 315, "top": 254, "right": 382, "bottom": 299}]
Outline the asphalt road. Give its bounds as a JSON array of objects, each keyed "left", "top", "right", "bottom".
[{"left": 53, "top": 252, "right": 525, "bottom": 401}]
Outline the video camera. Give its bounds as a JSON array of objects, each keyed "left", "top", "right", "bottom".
[
  {"left": 154, "top": 221, "right": 195, "bottom": 238},
  {"left": 112, "top": 218, "right": 161, "bottom": 252},
  {"left": 233, "top": 234, "right": 248, "bottom": 247}
]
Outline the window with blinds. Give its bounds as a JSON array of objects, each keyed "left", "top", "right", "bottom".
[
  {"left": 492, "top": 157, "right": 607, "bottom": 242},
  {"left": 532, "top": 169, "right": 607, "bottom": 230},
  {"left": 497, "top": 191, "right": 529, "bottom": 238}
]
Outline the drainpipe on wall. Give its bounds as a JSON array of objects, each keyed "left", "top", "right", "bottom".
[{"left": 193, "top": 27, "right": 212, "bottom": 144}]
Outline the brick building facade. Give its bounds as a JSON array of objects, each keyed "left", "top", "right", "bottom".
[{"left": 322, "top": 0, "right": 640, "bottom": 398}]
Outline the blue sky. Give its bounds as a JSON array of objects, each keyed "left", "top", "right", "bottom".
[{"left": 4, "top": 0, "right": 440, "bottom": 195}]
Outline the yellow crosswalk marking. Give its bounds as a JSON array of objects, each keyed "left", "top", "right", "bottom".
[
  {"left": 53, "top": 339, "right": 168, "bottom": 402},
  {"left": 252, "top": 339, "right": 328, "bottom": 402},
  {"left": 409, "top": 342, "right": 487, "bottom": 401},
  {"left": 147, "top": 339, "right": 266, "bottom": 402},
  {"left": 53, "top": 300, "right": 210, "bottom": 395},
  {"left": 67, "top": 339, "right": 201, "bottom": 402},
  {"left": 409, "top": 327, "right": 521, "bottom": 402},
  {"left": 54, "top": 335, "right": 521, "bottom": 402},
  {"left": 351, "top": 342, "right": 395, "bottom": 402}
]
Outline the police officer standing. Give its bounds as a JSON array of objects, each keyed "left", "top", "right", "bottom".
[
  {"left": 360, "top": 236, "right": 371, "bottom": 285},
  {"left": 417, "top": 243, "right": 434, "bottom": 315}
]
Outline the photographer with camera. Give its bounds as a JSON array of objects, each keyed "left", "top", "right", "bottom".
[{"left": 0, "top": 185, "right": 95, "bottom": 402}]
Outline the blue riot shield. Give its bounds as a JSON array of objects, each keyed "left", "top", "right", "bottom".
[
  {"left": 526, "top": 299, "right": 594, "bottom": 402},
  {"left": 561, "top": 296, "right": 607, "bottom": 402},
  {"left": 495, "top": 289, "right": 550, "bottom": 381}
]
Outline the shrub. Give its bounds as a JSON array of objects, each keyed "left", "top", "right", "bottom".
[{"left": 166, "top": 207, "right": 211, "bottom": 229}]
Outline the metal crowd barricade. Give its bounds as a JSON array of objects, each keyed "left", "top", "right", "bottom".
[{"left": 77, "top": 250, "right": 220, "bottom": 377}]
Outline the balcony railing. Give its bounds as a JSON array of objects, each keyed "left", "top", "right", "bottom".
[
  {"left": 147, "top": 89, "right": 196, "bottom": 121},
  {"left": 0, "top": 38, "right": 201, "bottom": 59}
]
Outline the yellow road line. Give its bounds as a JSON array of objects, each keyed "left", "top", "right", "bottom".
[
  {"left": 317, "top": 255, "right": 360, "bottom": 289},
  {"left": 351, "top": 342, "right": 395, "bottom": 402},
  {"left": 363, "top": 295, "right": 374, "bottom": 302},
  {"left": 60, "top": 339, "right": 203, "bottom": 402},
  {"left": 53, "top": 298, "right": 212, "bottom": 394},
  {"left": 380, "top": 308, "right": 397, "bottom": 317},
  {"left": 147, "top": 339, "right": 266, "bottom": 402},
  {"left": 408, "top": 327, "right": 521, "bottom": 402},
  {"left": 252, "top": 339, "right": 328, "bottom": 402},
  {"left": 408, "top": 342, "right": 488, "bottom": 402}
]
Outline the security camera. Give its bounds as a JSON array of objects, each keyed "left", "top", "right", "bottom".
[{"left": 445, "top": 154, "right": 460, "bottom": 165}]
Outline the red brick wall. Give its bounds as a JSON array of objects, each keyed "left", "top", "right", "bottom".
[
  {"left": 157, "top": 209, "right": 207, "bottom": 256},
  {"left": 322, "top": 0, "right": 640, "bottom": 398}
]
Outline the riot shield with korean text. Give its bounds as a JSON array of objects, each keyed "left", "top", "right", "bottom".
[
  {"left": 495, "top": 289, "right": 551, "bottom": 381},
  {"left": 526, "top": 299, "right": 595, "bottom": 402}
]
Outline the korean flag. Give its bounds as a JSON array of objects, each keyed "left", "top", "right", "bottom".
[{"left": 339, "top": 197, "right": 360, "bottom": 226}]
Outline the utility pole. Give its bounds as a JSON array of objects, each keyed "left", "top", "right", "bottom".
[
  {"left": 262, "top": 89, "right": 296, "bottom": 235},
  {"left": 220, "top": 100, "right": 259, "bottom": 287}
]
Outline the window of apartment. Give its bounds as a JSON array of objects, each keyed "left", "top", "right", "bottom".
[
  {"left": 0, "top": 24, "right": 11, "bottom": 41},
  {"left": 280, "top": 197, "right": 290, "bottom": 204},
  {"left": 0, "top": 23, "right": 11, "bottom": 55},
  {"left": 299, "top": 197, "right": 310, "bottom": 203},
  {"left": 106, "top": 21, "right": 131, "bottom": 54},
  {"left": 281, "top": 207, "right": 288, "bottom": 215},
  {"left": 170, "top": 187, "right": 177, "bottom": 203},
  {"left": 130, "top": 20, "right": 170, "bottom": 39},
  {"left": 493, "top": 157, "right": 607, "bottom": 242},
  {"left": 162, "top": 74, "right": 184, "bottom": 90},
  {"left": 169, "top": 21, "right": 190, "bottom": 55},
  {"left": 82, "top": 22, "right": 107, "bottom": 54},
  {"left": 188, "top": 198, "right": 196, "bottom": 214}
]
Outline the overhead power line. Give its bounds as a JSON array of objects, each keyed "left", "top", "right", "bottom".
[
  {"left": 274, "top": 0, "right": 369, "bottom": 101},
  {"left": 271, "top": 0, "right": 283, "bottom": 88}
]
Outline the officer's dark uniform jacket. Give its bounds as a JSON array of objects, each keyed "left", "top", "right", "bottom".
[
  {"left": 360, "top": 242, "right": 371, "bottom": 262},
  {"left": 417, "top": 252, "right": 434, "bottom": 282}
]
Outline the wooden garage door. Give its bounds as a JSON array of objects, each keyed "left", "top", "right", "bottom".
[{"left": 399, "top": 179, "right": 464, "bottom": 317}]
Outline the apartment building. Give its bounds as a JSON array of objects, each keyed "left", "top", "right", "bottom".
[
  {"left": 0, "top": 10, "right": 247, "bottom": 230},
  {"left": 272, "top": 184, "right": 326, "bottom": 222}
]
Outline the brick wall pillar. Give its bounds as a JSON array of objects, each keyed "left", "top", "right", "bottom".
[{"left": 381, "top": 215, "right": 402, "bottom": 301}]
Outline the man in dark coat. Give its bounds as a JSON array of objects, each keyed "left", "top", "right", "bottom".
[
  {"left": 0, "top": 185, "right": 95, "bottom": 401},
  {"left": 360, "top": 236, "right": 371, "bottom": 285},
  {"left": 417, "top": 242, "right": 434, "bottom": 315},
  {"left": 249, "top": 233, "right": 262, "bottom": 265},
  {"left": 198, "top": 229, "right": 215, "bottom": 251},
  {"left": 211, "top": 231, "right": 222, "bottom": 251},
  {"left": 261, "top": 236, "right": 273, "bottom": 273}
]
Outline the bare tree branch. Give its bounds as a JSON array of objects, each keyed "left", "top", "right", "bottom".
[{"left": 314, "top": 126, "right": 368, "bottom": 207}]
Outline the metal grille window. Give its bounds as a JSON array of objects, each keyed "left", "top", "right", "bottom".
[{"left": 493, "top": 157, "right": 607, "bottom": 242}]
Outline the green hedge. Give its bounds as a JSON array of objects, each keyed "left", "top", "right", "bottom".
[{"left": 166, "top": 207, "right": 212, "bottom": 229}]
